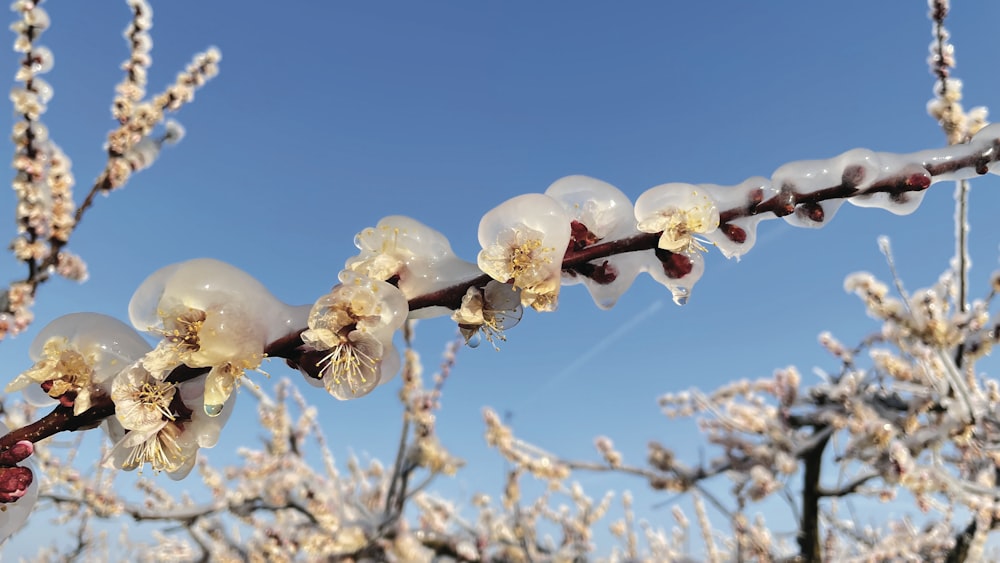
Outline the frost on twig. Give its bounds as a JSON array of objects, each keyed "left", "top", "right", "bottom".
[
  {"left": 9, "top": 345, "right": 646, "bottom": 561},
  {"left": 925, "top": 0, "right": 991, "bottom": 344},
  {"left": 465, "top": 248, "right": 1000, "bottom": 560},
  {"left": 2, "top": 0, "right": 219, "bottom": 341}
]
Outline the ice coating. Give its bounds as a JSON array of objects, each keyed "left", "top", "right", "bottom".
[
  {"left": 699, "top": 176, "right": 771, "bottom": 259},
  {"left": 545, "top": 175, "right": 645, "bottom": 309},
  {"left": 102, "top": 371, "right": 234, "bottom": 480},
  {"left": 632, "top": 183, "right": 718, "bottom": 303},
  {"left": 127, "top": 262, "right": 181, "bottom": 332},
  {"left": 974, "top": 123, "right": 1000, "bottom": 175},
  {"left": 129, "top": 258, "right": 284, "bottom": 335},
  {"left": 332, "top": 271, "right": 411, "bottom": 336},
  {"left": 348, "top": 217, "right": 481, "bottom": 295},
  {"left": 771, "top": 148, "right": 880, "bottom": 229},
  {"left": 634, "top": 183, "right": 720, "bottom": 252},
  {"left": 269, "top": 303, "right": 311, "bottom": 343},
  {"left": 545, "top": 175, "right": 635, "bottom": 240},
  {"left": 646, "top": 249, "right": 706, "bottom": 306},
  {"left": 129, "top": 257, "right": 304, "bottom": 345},
  {"left": 302, "top": 271, "right": 408, "bottom": 400},
  {"left": 10, "top": 313, "right": 152, "bottom": 410},
  {"left": 454, "top": 280, "right": 523, "bottom": 348},
  {"left": 848, "top": 154, "right": 929, "bottom": 215},
  {"left": 478, "top": 193, "right": 572, "bottom": 312},
  {"left": 29, "top": 313, "right": 152, "bottom": 374},
  {"left": 128, "top": 258, "right": 297, "bottom": 415},
  {"left": 177, "top": 374, "right": 236, "bottom": 450},
  {"left": 917, "top": 143, "right": 974, "bottom": 182},
  {"left": 0, "top": 424, "right": 37, "bottom": 541},
  {"left": 346, "top": 216, "right": 481, "bottom": 319},
  {"left": 0, "top": 118, "right": 997, "bottom": 479}
]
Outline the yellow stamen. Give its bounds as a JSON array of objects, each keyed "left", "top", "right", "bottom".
[{"left": 318, "top": 340, "right": 380, "bottom": 396}]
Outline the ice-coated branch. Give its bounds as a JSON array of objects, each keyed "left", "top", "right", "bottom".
[
  {"left": 410, "top": 125, "right": 1000, "bottom": 312},
  {"left": 4, "top": 126, "right": 1000, "bottom": 469}
]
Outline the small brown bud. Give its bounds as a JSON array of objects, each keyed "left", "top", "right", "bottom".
[
  {"left": 774, "top": 184, "right": 797, "bottom": 217},
  {"left": 722, "top": 223, "right": 746, "bottom": 243},
  {"left": 655, "top": 250, "right": 693, "bottom": 279},
  {"left": 799, "top": 202, "right": 825, "bottom": 223},
  {"left": 841, "top": 165, "right": 866, "bottom": 188}
]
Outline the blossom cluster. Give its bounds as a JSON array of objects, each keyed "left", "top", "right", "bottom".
[
  {"left": 2, "top": 260, "right": 297, "bottom": 491},
  {"left": 648, "top": 253, "right": 1000, "bottom": 560},
  {"left": 926, "top": 0, "right": 989, "bottom": 146},
  {"left": 103, "top": 0, "right": 219, "bottom": 190},
  {"left": 13, "top": 374, "right": 675, "bottom": 561},
  {"left": 6, "top": 0, "right": 81, "bottom": 337},
  {"left": 0, "top": 0, "right": 221, "bottom": 343}
]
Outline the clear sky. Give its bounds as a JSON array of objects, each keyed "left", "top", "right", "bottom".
[{"left": 3, "top": 0, "right": 1000, "bottom": 557}]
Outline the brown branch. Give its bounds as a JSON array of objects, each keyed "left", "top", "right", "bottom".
[
  {"left": 798, "top": 429, "right": 831, "bottom": 562},
  {"left": 0, "top": 365, "right": 207, "bottom": 453},
  {"left": 816, "top": 472, "right": 878, "bottom": 498},
  {"left": 944, "top": 517, "right": 978, "bottom": 563}
]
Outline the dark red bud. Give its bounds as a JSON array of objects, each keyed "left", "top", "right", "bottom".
[
  {"left": 0, "top": 441, "right": 33, "bottom": 465},
  {"left": 905, "top": 173, "right": 931, "bottom": 190},
  {"left": 567, "top": 260, "right": 618, "bottom": 284},
  {"left": 931, "top": 1, "right": 947, "bottom": 20},
  {"left": 841, "top": 165, "right": 866, "bottom": 188},
  {"left": 0, "top": 465, "right": 32, "bottom": 503},
  {"left": 568, "top": 220, "right": 600, "bottom": 252},
  {"left": 774, "top": 185, "right": 796, "bottom": 217},
  {"left": 590, "top": 260, "right": 617, "bottom": 284},
  {"left": 656, "top": 250, "right": 693, "bottom": 279},
  {"left": 721, "top": 223, "right": 746, "bottom": 244},
  {"left": 800, "top": 202, "right": 825, "bottom": 223}
]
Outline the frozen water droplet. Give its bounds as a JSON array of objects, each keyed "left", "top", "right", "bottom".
[
  {"left": 204, "top": 403, "right": 224, "bottom": 417},
  {"left": 465, "top": 331, "right": 482, "bottom": 349},
  {"left": 671, "top": 287, "right": 689, "bottom": 306}
]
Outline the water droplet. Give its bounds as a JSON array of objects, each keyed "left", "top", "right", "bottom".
[
  {"left": 465, "top": 331, "right": 482, "bottom": 349},
  {"left": 204, "top": 403, "right": 224, "bottom": 417},
  {"left": 671, "top": 288, "right": 689, "bottom": 306}
]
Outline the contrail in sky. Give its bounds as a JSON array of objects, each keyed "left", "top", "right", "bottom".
[
  {"left": 511, "top": 223, "right": 787, "bottom": 412},
  {"left": 514, "top": 298, "right": 666, "bottom": 411}
]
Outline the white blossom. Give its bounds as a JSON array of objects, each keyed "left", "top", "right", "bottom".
[
  {"left": 301, "top": 271, "right": 408, "bottom": 400},
  {"left": 6, "top": 313, "right": 151, "bottom": 415},
  {"left": 129, "top": 258, "right": 295, "bottom": 416},
  {"left": 478, "top": 194, "right": 571, "bottom": 312}
]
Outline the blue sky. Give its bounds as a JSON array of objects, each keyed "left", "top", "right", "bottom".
[{"left": 3, "top": 0, "right": 1000, "bottom": 556}]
